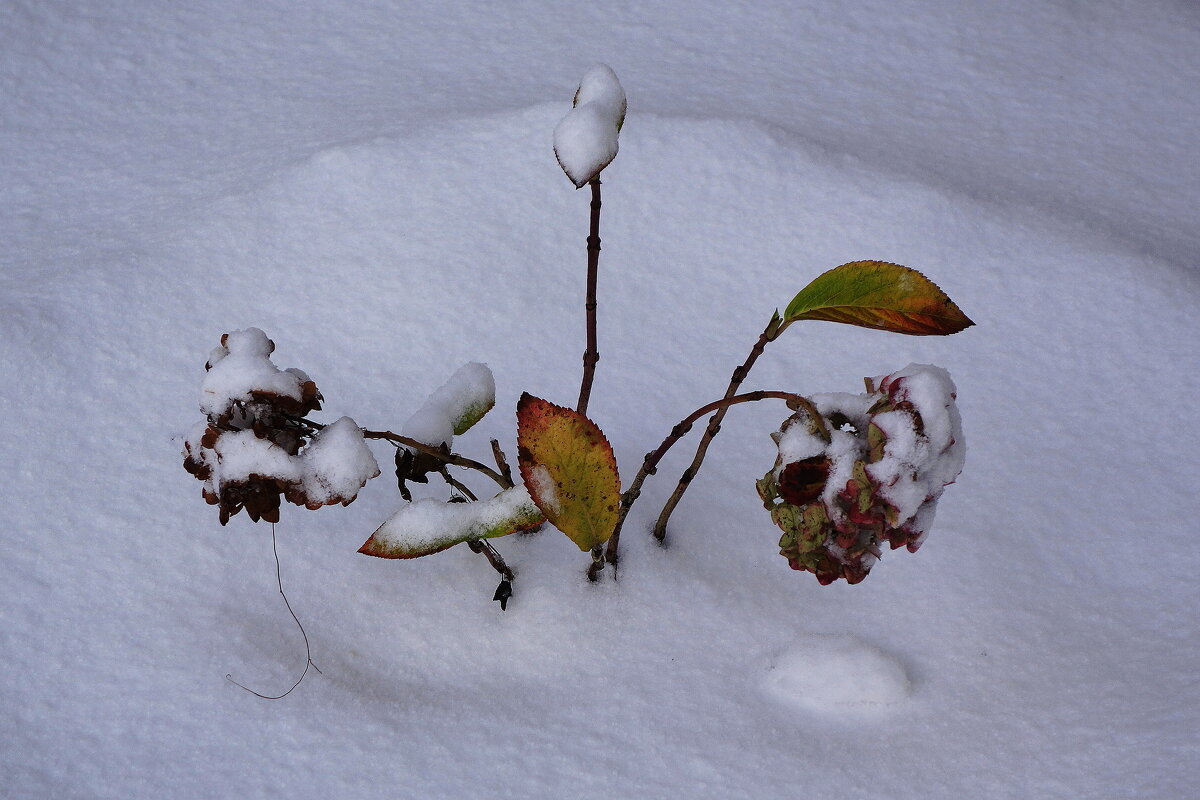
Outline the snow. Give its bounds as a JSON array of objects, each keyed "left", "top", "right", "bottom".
[
  {"left": 524, "top": 463, "right": 563, "bottom": 519},
  {"left": 401, "top": 362, "right": 496, "bottom": 448},
  {"left": 301, "top": 417, "right": 382, "bottom": 507},
  {"left": 199, "top": 327, "right": 304, "bottom": 419},
  {"left": 183, "top": 414, "right": 379, "bottom": 517},
  {"left": 554, "top": 64, "right": 626, "bottom": 187},
  {"left": 867, "top": 364, "right": 965, "bottom": 526},
  {"left": 209, "top": 429, "right": 304, "bottom": 487},
  {"left": 2, "top": 2, "right": 1199, "bottom": 798},
  {"left": 763, "top": 635, "right": 911, "bottom": 711},
  {"left": 366, "top": 486, "right": 542, "bottom": 558}
]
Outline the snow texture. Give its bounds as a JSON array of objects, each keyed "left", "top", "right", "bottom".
[
  {"left": 401, "top": 362, "right": 496, "bottom": 449},
  {"left": 2, "top": 2, "right": 1198, "bottom": 798},
  {"left": 554, "top": 64, "right": 626, "bottom": 187},
  {"left": 763, "top": 635, "right": 911, "bottom": 711}
]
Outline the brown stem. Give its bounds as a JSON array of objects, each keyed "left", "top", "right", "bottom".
[
  {"left": 576, "top": 178, "right": 603, "bottom": 416},
  {"left": 490, "top": 439, "right": 514, "bottom": 488},
  {"left": 361, "top": 429, "right": 510, "bottom": 490},
  {"left": 439, "top": 468, "right": 478, "bottom": 502},
  {"left": 285, "top": 414, "right": 512, "bottom": 492},
  {"left": 468, "top": 539, "right": 515, "bottom": 610},
  {"left": 586, "top": 544, "right": 606, "bottom": 582},
  {"left": 603, "top": 389, "right": 822, "bottom": 568},
  {"left": 649, "top": 314, "right": 783, "bottom": 543},
  {"left": 467, "top": 539, "right": 514, "bottom": 581}
]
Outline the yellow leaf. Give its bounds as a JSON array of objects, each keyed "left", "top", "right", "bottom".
[{"left": 516, "top": 393, "right": 621, "bottom": 552}]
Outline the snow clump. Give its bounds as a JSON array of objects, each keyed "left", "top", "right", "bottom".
[
  {"left": 553, "top": 64, "right": 626, "bottom": 187},
  {"left": 299, "top": 417, "right": 383, "bottom": 507},
  {"left": 400, "top": 361, "right": 496, "bottom": 449},
  {"left": 393, "top": 362, "right": 496, "bottom": 498},
  {"left": 199, "top": 327, "right": 320, "bottom": 424}
]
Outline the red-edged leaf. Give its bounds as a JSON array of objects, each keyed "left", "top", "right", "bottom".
[
  {"left": 783, "top": 261, "right": 973, "bottom": 336},
  {"left": 358, "top": 486, "right": 543, "bottom": 559},
  {"left": 516, "top": 393, "right": 621, "bottom": 552}
]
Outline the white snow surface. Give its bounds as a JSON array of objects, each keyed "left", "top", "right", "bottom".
[
  {"left": 763, "top": 635, "right": 911, "bottom": 711},
  {"left": 2, "top": 3, "right": 1198, "bottom": 799},
  {"left": 554, "top": 64, "right": 626, "bottom": 187}
]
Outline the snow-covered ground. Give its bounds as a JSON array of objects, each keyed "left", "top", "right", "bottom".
[{"left": 2, "top": 2, "right": 1197, "bottom": 797}]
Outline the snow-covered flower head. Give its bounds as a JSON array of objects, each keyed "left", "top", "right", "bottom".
[
  {"left": 757, "top": 364, "right": 965, "bottom": 584},
  {"left": 183, "top": 329, "right": 379, "bottom": 525}
]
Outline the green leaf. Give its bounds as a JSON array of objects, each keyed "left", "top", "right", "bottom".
[
  {"left": 782, "top": 261, "right": 973, "bottom": 336},
  {"left": 516, "top": 393, "right": 621, "bottom": 552},
  {"left": 358, "top": 486, "right": 543, "bottom": 559},
  {"left": 451, "top": 397, "right": 494, "bottom": 437}
]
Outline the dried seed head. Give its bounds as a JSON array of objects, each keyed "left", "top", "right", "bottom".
[
  {"left": 183, "top": 332, "right": 378, "bottom": 525},
  {"left": 762, "top": 365, "right": 964, "bottom": 584}
]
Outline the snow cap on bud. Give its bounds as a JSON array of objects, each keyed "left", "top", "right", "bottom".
[{"left": 554, "top": 64, "right": 626, "bottom": 187}]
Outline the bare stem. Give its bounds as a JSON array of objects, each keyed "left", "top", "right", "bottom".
[
  {"left": 576, "top": 178, "right": 603, "bottom": 416},
  {"left": 439, "top": 468, "right": 478, "bottom": 502},
  {"left": 490, "top": 439, "right": 514, "bottom": 488},
  {"left": 603, "top": 389, "right": 821, "bottom": 568},
  {"left": 467, "top": 539, "right": 514, "bottom": 581},
  {"left": 468, "top": 539, "right": 515, "bottom": 610},
  {"left": 649, "top": 313, "right": 782, "bottom": 543},
  {"left": 586, "top": 544, "right": 606, "bottom": 582},
  {"left": 361, "top": 428, "right": 510, "bottom": 490}
]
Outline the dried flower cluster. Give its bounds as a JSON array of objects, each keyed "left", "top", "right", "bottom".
[
  {"left": 183, "top": 328, "right": 379, "bottom": 524},
  {"left": 757, "top": 364, "right": 965, "bottom": 584}
]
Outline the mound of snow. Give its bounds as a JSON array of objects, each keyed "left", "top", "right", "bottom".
[{"left": 763, "top": 635, "right": 911, "bottom": 711}]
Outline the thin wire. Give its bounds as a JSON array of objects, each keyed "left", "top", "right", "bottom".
[{"left": 226, "top": 523, "right": 321, "bottom": 700}]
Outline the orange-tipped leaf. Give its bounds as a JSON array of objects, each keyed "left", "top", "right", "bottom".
[
  {"left": 358, "top": 486, "right": 543, "bottom": 559},
  {"left": 783, "top": 261, "right": 973, "bottom": 336}
]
